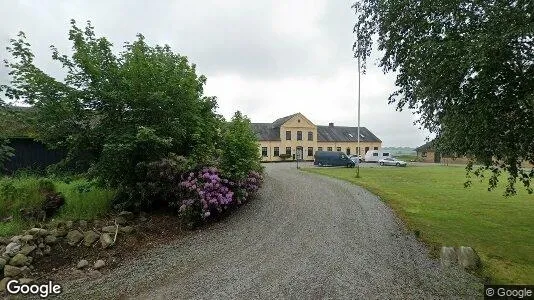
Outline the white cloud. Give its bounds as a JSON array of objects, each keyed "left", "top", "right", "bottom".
[{"left": 0, "top": 0, "right": 431, "bottom": 147}]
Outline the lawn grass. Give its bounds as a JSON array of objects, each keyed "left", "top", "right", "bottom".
[
  {"left": 0, "top": 176, "right": 115, "bottom": 237},
  {"left": 303, "top": 165, "right": 534, "bottom": 284}
]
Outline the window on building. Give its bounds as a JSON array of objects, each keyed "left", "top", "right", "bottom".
[
  {"left": 307, "top": 147, "right": 313, "bottom": 156},
  {"left": 297, "top": 131, "right": 302, "bottom": 140},
  {"left": 286, "top": 131, "right": 291, "bottom": 140},
  {"left": 327, "top": 147, "right": 332, "bottom": 151},
  {"left": 383, "top": 152, "right": 390, "bottom": 157},
  {"left": 365, "top": 147, "right": 370, "bottom": 154},
  {"left": 318, "top": 147, "right": 323, "bottom": 151},
  {"left": 346, "top": 148, "right": 351, "bottom": 155},
  {"left": 374, "top": 147, "right": 378, "bottom": 150},
  {"left": 261, "top": 147, "right": 268, "bottom": 157},
  {"left": 274, "top": 147, "right": 279, "bottom": 157},
  {"left": 422, "top": 151, "right": 427, "bottom": 157},
  {"left": 336, "top": 147, "right": 341, "bottom": 152},
  {"left": 308, "top": 132, "right": 313, "bottom": 141},
  {"left": 285, "top": 147, "right": 291, "bottom": 155},
  {"left": 373, "top": 153, "right": 379, "bottom": 157}
]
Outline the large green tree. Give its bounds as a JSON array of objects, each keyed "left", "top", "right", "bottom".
[
  {"left": 1, "top": 20, "right": 222, "bottom": 181},
  {"left": 353, "top": 0, "right": 534, "bottom": 195}
]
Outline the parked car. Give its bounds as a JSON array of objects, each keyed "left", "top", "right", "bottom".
[
  {"left": 378, "top": 157, "right": 407, "bottom": 167},
  {"left": 314, "top": 151, "right": 356, "bottom": 168},
  {"left": 349, "top": 155, "right": 363, "bottom": 163},
  {"left": 364, "top": 149, "right": 391, "bottom": 162}
]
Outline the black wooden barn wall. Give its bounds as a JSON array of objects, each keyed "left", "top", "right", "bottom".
[{"left": 3, "top": 138, "right": 65, "bottom": 174}]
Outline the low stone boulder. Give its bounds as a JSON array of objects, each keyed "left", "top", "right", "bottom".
[
  {"left": 4, "top": 241, "right": 21, "bottom": 257},
  {"left": 10, "top": 235, "right": 22, "bottom": 243},
  {"left": 9, "top": 253, "right": 29, "bottom": 267},
  {"left": 93, "top": 259, "right": 105, "bottom": 270},
  {"left": 20, "top": 235, "right": 34, "bottom": 243},
  {"left": 19, "top": 244, "right": 36, "bottom": 256},
  {"left": 0, "top": 277, "right": 12, "bottom": 292},
  {"left": 44, "top": 235, "right": 58, "bottom": 244},
  {"left": 83, "top": 231, "right": 100, "bottom": 247},
  {"left": 77, "top": 259, "right": 89, "bottom": 269},
  {"left": 4, "top": 265, "right": 22, "bottom": 278},
  {"left": 50, "top": 228, "right": 68, "bottom": 237},
  {"left": 440, "top": 246, "right": 457, "bottom": 267},
  {"left": 66, "top": 230, "right": 84, "bottom": 246},
  {"left": 102, "top": 226, "right": 117, "bottom": 234},
  {"left": 28, "top": 228, "right": 48, "bottom": 237},
  {"left": 456, "top": 246, "right": 480, "bottom": 270},
  {"left": 78, "top": 220, "right": 88, "bottom": 230},
  {"left": 0, "top": 257, "right": 6, "bottom": 270},
  {"left": 100, "top": 233, "right": 113, "bottom": 249}
]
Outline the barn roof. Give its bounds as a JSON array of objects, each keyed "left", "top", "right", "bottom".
[
  {"left": 316, "top": 125, "right": 381, "bottom": 143},
  {"left": 414, "top": 140, "right": 435, "bottom": 152}
]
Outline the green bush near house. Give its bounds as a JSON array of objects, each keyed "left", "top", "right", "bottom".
[{"left": 304, "top": 165, "right": 534, "bottom": 284}]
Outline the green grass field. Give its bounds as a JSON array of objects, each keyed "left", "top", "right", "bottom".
[
  {"left": 0, "top": 176, "right": 115, "bottom": 237},
  {"left": 304, "top": 165, "right": 534, "bottom": 284}
]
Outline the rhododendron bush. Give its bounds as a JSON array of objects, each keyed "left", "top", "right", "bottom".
[{"left": 176, "top": 166, "right": 263, "bottom": 226}]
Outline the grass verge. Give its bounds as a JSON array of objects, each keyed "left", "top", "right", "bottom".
[
  {"left": 303, "top": 165, "right": 534, "bottom": 284},
  {"left": 0, "top": 176, "right": 115, "bottom": 237}
]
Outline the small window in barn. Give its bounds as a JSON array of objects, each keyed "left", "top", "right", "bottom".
[
  {"left": 274, "top": 147, "right": 279, "bottom": 156},
  {"left": 262, "top": 147, "right": 268, "bottom": 157},
  {"left": 422, "top": 152, "right": 427, "bottom": 157},
  {"left": 297, "top": 131, "right": 302, "bottom": 140},
  {"left": 318, "top": 147, "right": 323, "bottom": 151},
  {"left": 307, "top": 147, "right": 313, "bottom": 156},
  {"left": 308, "top": 131, "right": 313, "bottom": 141},
  {"left": 286, "top": 131, "right": 291, "bottom": 140},
  {"left": 298, "top": 119, "right": 301, "bottom": 123},
  {"left": 374, "top": 147, "right": 378, "bottom": 150},
  {"left": 346, "top": 148, "right": 351, "bottom": 155},
  {"left": 286, "top": 147, "right": 291, "bottom": 155},
  {"left": 327, "top": 147, "right": 332, "bottom": 151},
  {"left": 336, "top": 147, "right": 341, "bottom": 152}
]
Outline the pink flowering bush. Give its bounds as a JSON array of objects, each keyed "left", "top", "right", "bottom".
[
  {"left": 176, "top": 167, "right": 263, "bottom": 226},
  {"left": 235, "top": 171, "right": 263, "bottom": 204}
]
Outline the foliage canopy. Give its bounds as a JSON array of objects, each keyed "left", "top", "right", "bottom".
[
  {"left": 1, "top": 20, "right": 223, "bottom": 180},
  {"left": 353, "top": 0, "right": 534, "bottom": 195}
]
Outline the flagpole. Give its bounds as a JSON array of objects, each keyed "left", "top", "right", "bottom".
[{"left": 356, "top": 40, "right": 361, "bottom": 178}]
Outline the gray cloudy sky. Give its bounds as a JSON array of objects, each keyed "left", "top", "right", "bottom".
[{"left": 0, "top": 0, "right": 431, "bottom": 147}]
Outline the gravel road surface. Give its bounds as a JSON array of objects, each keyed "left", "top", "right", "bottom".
[{"left": 58, "top": 163, "right": 482, "bottom": 299}]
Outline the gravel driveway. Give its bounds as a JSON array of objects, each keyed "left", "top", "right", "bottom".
[{"left": 58, "top": 163, "right": 482, "bottom": 299}]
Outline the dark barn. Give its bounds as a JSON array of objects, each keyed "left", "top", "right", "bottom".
[{"left": 3, "top": 137, "right": 65, "bottom": 174}]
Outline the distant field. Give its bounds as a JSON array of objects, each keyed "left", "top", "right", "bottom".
[{"left": 303, "top": 165, "right": 534, "bottom": 284}]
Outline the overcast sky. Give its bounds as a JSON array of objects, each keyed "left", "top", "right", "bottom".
[{"left": 0, "top": 0, "right": 431, "bottom": 147}]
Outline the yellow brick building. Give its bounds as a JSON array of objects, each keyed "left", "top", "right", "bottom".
[{"left": 252, "top": 113, "right": 382, "bottom": 162}]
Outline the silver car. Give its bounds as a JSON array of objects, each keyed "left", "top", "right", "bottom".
[{"left": 378, "top": 157, "right": 407, "bottom": 167}]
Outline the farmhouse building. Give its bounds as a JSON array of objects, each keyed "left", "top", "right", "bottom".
[
  {"left": 415, "top": 140, "right": 471, "bottom": 165},
  {"left": 252, "top": 113, "right": 382, "bottom": 162}
]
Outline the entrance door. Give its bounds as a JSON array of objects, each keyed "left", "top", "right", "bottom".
[{"left": 296, "top": 146, "right": 303, "bottom": 161}]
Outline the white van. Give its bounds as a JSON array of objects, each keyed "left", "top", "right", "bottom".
[{"left": 364, "top": 150, "right": 391, "bottom": 162}]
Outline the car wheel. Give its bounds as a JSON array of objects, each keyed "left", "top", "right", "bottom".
[
  {"left": 379, "top": 162, "right": 384, "bottom": 166},
  {"left": 396, "top": 162, "right": 400, "bottom": 166}
]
